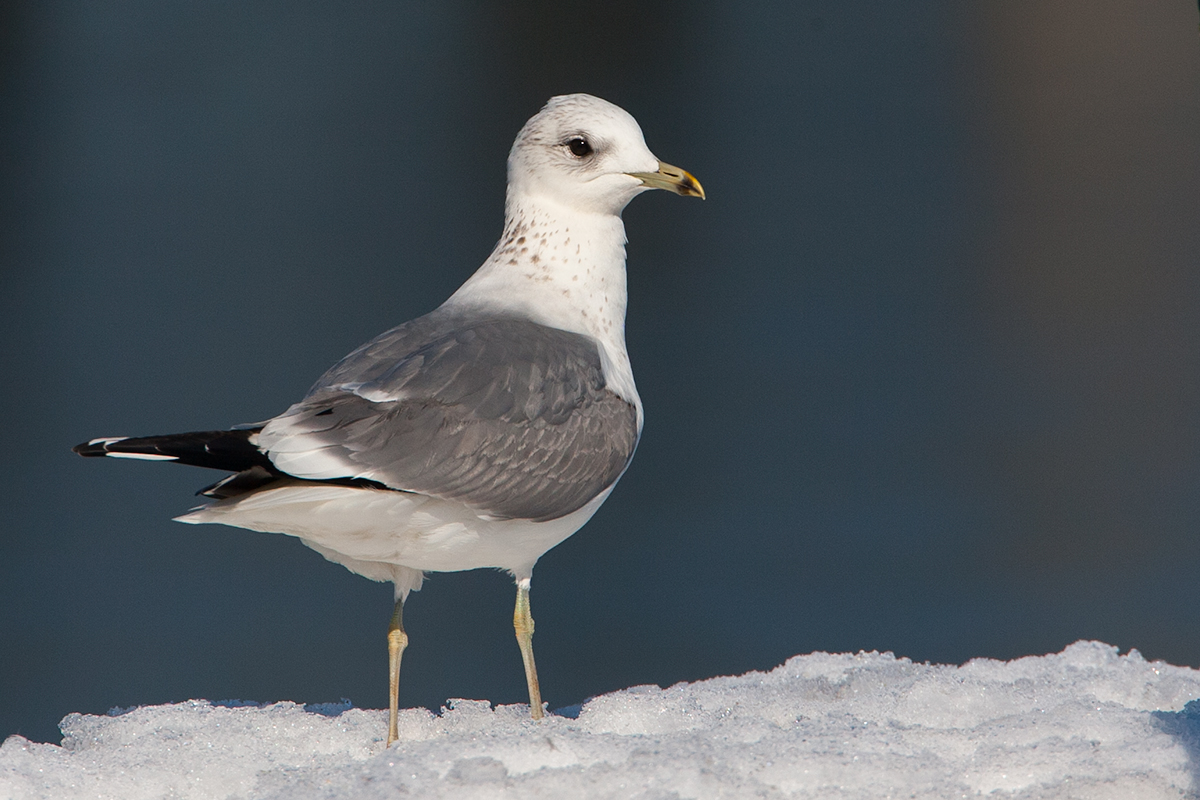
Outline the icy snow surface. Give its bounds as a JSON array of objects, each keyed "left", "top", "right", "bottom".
[{"left": 4, "top": 641, "right": 1200, "bottom": 799}]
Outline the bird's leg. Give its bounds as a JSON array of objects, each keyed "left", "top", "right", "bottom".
[
  {"left": 513, "top": 577, "right": 544, "bottom": 719},
  {"left": 387, "top": 597, "right": 408, "bottom": 746}
]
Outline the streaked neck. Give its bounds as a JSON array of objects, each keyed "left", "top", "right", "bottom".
[
  {"left": 444, "top": 192, "right": 639, "bottom": 411},
  {"left": 448, "top": 194, "right": 628, "bottom": 342}
]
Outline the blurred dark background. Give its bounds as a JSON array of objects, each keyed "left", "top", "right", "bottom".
[{"left": 3, "top": 2, "right": 1198, "bottom": 744}]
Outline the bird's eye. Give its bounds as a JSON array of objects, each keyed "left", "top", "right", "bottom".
[{"left": 566, "top": 136, "right": 593, "bottom": 158}]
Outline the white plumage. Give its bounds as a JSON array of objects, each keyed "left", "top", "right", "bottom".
[{"left": 75, "top": 93, "right": 704, "bottom": 746}]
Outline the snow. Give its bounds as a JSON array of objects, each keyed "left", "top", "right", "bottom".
[{"left": 4, "top": 641, "right": 1200, "bottom": 799}]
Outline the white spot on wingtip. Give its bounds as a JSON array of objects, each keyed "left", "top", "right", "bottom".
[
  {"left": 105, "top": 452, "right": 179, "bottom": 461},
  {"left": 89, "top": 437, "right": 128, "bottom": 446}
]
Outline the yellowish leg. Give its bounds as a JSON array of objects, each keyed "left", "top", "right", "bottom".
[
  {"left": 386, "top": 598, "right": 408, "bottom": 746},
  {"left": 513, "top": 577, "right": 544, "bottom": 719}
]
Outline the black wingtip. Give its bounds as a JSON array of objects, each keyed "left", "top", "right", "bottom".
[
  {"left": 73, "top": 439, "right": 116, "bottom": 457},
  {"left": 71, "top": 430, "right": 271, "bottom": 472}
]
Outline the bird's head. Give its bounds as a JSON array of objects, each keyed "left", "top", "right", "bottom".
[{"left": 507, "top": 93, "right": 704, "bottom": 216}]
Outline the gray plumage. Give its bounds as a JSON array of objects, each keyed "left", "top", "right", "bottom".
[
  {"left": 258, "top": 308, "right": 640, "bottom": 522},
  {"left": 71, "top": 94, "right": 704, "bottom": 745}
]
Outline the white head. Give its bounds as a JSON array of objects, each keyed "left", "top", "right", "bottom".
[
  {"left": 448, "top": 94, "right": 702, "bottom": 409},
  {"left": 506, "top": 94, "right": 704, "bottom": 216}
]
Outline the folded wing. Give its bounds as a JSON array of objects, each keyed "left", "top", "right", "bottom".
[{"left": 258, "top": 312, "right": 639, "bottom": 522}]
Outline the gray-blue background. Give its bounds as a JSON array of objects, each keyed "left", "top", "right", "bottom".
[{"left": 3, "top": 2, "right": 1199, "bottom": 744}]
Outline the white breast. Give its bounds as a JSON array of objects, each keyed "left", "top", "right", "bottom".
[{"left": 445, "top": 194, "right": 643, "bottom": 426}]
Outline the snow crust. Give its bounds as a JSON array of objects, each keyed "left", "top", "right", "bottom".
[{"left": 4, "top": 641, "right": 1200, "bottom": 799}]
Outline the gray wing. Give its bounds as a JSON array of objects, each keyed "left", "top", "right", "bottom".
[{"left": 257, "top": 310, "right": 639, "bottom": 522}]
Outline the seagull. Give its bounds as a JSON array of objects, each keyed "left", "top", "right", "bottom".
[{"left": 73, "top": 93, "right": 704, "bottom": 746}]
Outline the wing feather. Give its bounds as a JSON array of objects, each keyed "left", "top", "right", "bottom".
[{"left": 258, "top": 312, "right": 638, "bottom": 522}]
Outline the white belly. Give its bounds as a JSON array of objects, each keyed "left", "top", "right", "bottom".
[{"left": 175, "top": 483, "right": 613, "bottom": 583}]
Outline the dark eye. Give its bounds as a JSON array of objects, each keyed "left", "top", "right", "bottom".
[{"left": 566, "top": 136, "right": 593, "bottom": 158}]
